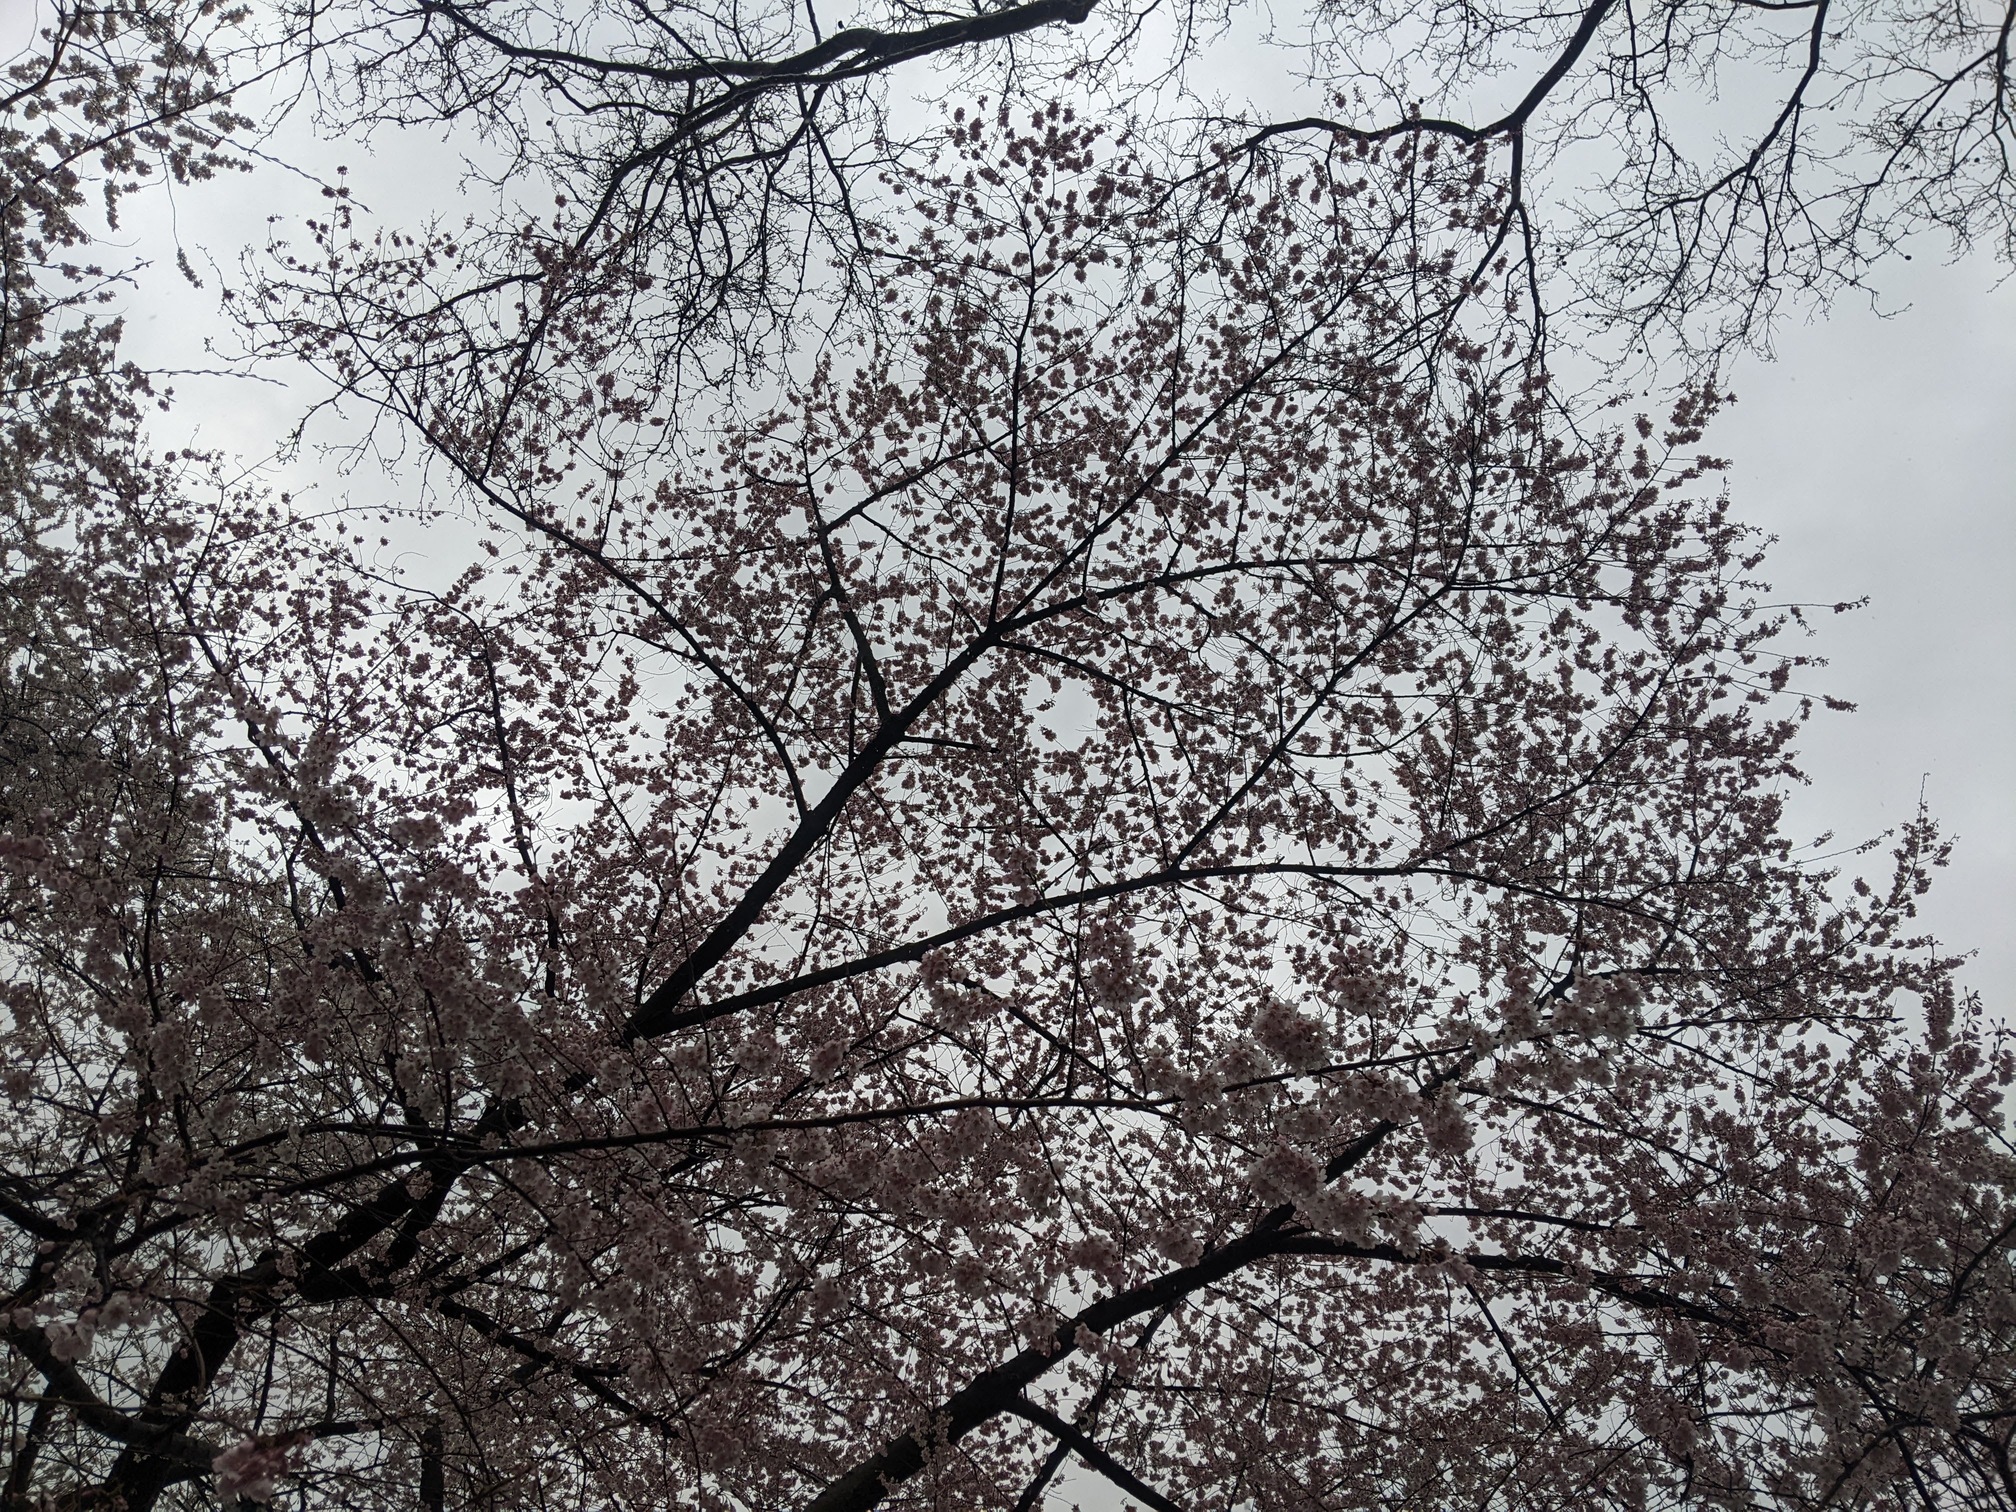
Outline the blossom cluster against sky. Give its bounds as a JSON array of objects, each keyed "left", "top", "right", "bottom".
[{"left": 6, "top": 0, "right": 2006, "bottom": 1002}]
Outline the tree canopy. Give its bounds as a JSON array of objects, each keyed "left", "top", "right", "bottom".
[
  {"left": 278, "top": 0, "right": 2016, "bottom": 370},
  {"left": 2, "top": 2, "right": 2012, "bottom": 1509}
]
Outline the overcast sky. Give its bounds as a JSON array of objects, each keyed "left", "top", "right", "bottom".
[
  {"left": 1185, "top": 0, "right": 2016, "bottom": 1012},
  {"left": 7, "top": 0, "right": 2006, "bottom": 990},
  {"left": 1711, "top": 258, "right": 2015, "bottom": 1009}
]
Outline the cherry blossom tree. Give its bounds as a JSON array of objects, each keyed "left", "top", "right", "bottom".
[
  {"left": 4, "top": 29, "right": 2016, "bottom": 1512},
  {"left": 259, "top": 0, "right": 2016, "bottom": 387}
]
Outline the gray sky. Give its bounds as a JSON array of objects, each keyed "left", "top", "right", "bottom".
[
  {"left": 9, "top": 0, "right": 2005, "bottom": 1003},
  {"left": 147, "top": 142, "right": 2010, "bottom": 1013},
  {"left": 1711, "top": 258, "right": 2016, "bottom": 1009}
]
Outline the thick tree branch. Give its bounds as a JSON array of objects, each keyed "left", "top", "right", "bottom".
[{"left": 1003, "top": 1395, "right": 1185, "bottom": 1512}]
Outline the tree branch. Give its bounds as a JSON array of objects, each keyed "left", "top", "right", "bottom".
[{"left": 1003, "top": 1396, "right": 1185, "bottom": 1512}]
